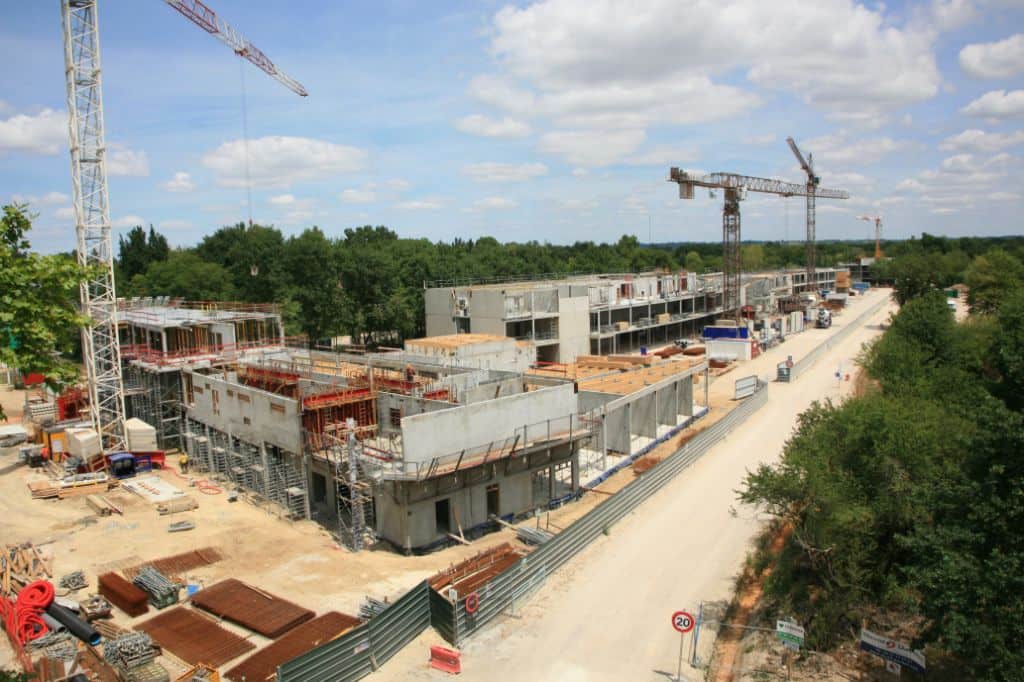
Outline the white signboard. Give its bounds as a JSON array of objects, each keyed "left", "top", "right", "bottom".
[
  {"left": 859, "top": 629, "right": 925, "bottom": 674},
  {"left": 776, "top": 620, "right": 805, "bottom": 651}
]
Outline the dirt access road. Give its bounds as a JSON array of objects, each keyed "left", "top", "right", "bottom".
[{"left": 382, "top": 290, "right": 896, "bottom": 681}]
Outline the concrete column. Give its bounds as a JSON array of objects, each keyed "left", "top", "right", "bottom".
[
  {"left": 601, "top": 415, "right": 608, "bottom": 471},
  {"left": 302, "top": 452, "right": 311, "bottom": 519},
  {"left": 571, "top": 450, "right": 580, "bottom": 491},
  {"left": 259, "top": 441, "right": 270, "bottom": 499},
  {"left": 548, "top": 458, "right": 556, "bottom": 500}
]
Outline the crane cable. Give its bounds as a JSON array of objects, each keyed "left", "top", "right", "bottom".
[{"left": 239, "top": 58, "right": 254, "bottom": 228}]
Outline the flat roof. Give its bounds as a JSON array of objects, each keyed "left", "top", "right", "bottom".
[
  {"left": 405, "top": 333, "right": 510, "bottom": 350},
  {"left": 120, "top": 306, "right": 278, "bottom": 328},
  {"left": 577, "top": 358, "right": 704, "bottom": 396}
]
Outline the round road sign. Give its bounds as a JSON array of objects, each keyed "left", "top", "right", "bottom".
[
  {"left": 672, "top": 610, "right": 695, "bottom": 634},
  {"left": 465, "top": 592, "right": 480, "bottom": 614}
]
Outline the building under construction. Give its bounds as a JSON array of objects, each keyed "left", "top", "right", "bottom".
[
  {"left": 117, "top": 298, "right": 288, "bottom": 451},
  {"left": 178, "top": 335, "right": 705, "bottom": 553}
]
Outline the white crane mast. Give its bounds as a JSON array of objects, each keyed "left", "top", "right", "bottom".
[{"left": 61, "top": 0, "right": 127, "bottom": 452}]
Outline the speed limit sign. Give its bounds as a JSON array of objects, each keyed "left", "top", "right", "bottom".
[{"left": 672, "top": 610, "right": 695, "bottom": 634}]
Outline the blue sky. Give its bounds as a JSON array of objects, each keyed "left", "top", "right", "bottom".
[{"left": 2, "top": 0, "right": 1024, "bottom": 254}]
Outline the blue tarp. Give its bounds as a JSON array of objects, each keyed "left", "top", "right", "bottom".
[{"left": 703, "top": 326, "right": 748, "bottom": 339}]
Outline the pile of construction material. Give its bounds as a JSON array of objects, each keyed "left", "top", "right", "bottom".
[
  {"left": 2, "top": 543, "right": 53, "bottom": 596},
  {"left": 132, "top": 567, "right": 179, "bottom": 609},
  {"left": 27, "top": 471, "right": 117, "bottom": 500},
  {"left": 430, "top": 543, "right": 527, "bottom": 599}
]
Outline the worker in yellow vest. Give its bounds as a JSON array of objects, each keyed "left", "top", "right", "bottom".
[{"left": 179, "top": 453, "right": 189, "bottom": 474}]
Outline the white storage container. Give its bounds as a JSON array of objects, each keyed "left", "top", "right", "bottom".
[
  {"left": 125, "top": 418, "right": 158, "bottom": 451},
  {"left": 65, "top": 427, "right": 101, "bottom": 458}
]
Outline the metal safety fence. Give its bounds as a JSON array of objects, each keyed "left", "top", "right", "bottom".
[
  {"left": 277, "top": 580, "right": 431, "bottom": 682},
  {"left": 440, "top": 379, "right": 770, "bottom": 645},
  {"left": 789, "top": 296, "right": 890, "bottom": 382},
  {"left": 276, "top": 293, "right": 891, "bottom": 679}
]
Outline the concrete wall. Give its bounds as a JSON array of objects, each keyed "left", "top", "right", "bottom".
[
  {"left": 185, "top": 371, "right": 302, "bottom": 453},
  {"left": 400, "top": 383, "right": 577, "bottom": 464},
  {"left": 376, "top": 392, "right": 455, "bottom": 437},
  {"left": 466, "top": 290, "right": 505, "bottom": 337},
  {"left": 557, "top": 285, "right": 591, "bottom": 363},
  {"left": 460, "top": 376, "right": 525, "bottom": 405},
  {"left": 425, "top": 288, "right": 457, "bottom": 337}
]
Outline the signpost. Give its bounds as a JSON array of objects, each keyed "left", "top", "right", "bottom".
[
  {"left": 671, "top": 610, "right": 695, "bottom": 681},
  {"left": 859, "top": 629, "right": 926, "bottom": 674},
  {"left": 776, "top": 620, "right": 805, "bottom": 651}
]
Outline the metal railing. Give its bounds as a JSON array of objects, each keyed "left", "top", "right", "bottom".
[{"left": 438, "top": 379, "right": 769, "bottom": 645}]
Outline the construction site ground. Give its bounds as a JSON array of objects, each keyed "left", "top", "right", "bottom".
[
  {"left": 0, "top": 288, "right": 891, "bottom": 677},
  {"left": 376, "top": 288, "right": 895, "bottom": 680}
]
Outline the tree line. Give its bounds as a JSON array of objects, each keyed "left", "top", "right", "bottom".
[
  {"left": 116, "top": 221, "right": 1024, "bottom": 344},
  {"left": 739, "top": 255, "right": 1024, "bottom": 677}
]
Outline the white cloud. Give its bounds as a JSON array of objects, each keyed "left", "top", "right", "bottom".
[
  {"left": 113, "top": 215, "right": 146, "bottom": 228},
  {"left": 11, "top": 191, "right": 70, "bottom": 207},
  {"left": 962, "top": 89, "right": 1024, "bottom": 120},
  {"left": 269, "top": 194, "right": 296, "bottom": 205},
  {"left": 456, "top": 114, "right": 532, "bottom": 138},
  {"left": 462, "top": 161, "right": 549, "bottom": 182},
  {"left": 940, "top": 128, "right": 1024, "bottom": 152},
  {"left": 202, "top": 136, "right": 367, "bottom": 188},
  {"left": 107, "top": 144, "right": 149, "bottom": 177},
  {"left": 744, "top": 134, "right": 777, "bottom": 146},
  {"left": 960, "top": 34, "right": 1024, "bottom": 79},
  {"left": 931, "top": 207, "right": 958, "bottom": 214},
  {"left": 624, "top": 145, "right": 698, "bottom": 167},
  {"left": 0, "top": 101, "right": 10, "bottom": 115},
  {"left": 158, "top": 219, "right": 192, "bottom": 230},
  {"left": 560, "top": 198, "right": 597, "bottom": 210},
  {"left": 340, "top": 188, "right": 377, "bottom": 204},
  {"left": 989, "top": 191, "right": 1021, "bottom": 200},
  {"left": 55, "top": 207, "right": 75, "bottom": 220},
  {"left": 162, "top": 171, "right": 195, "bottom": 192},
  {"left": 539, "top": 129, "right": 645, "bottom": 167},
  {"left": 930, "top": 0, "right": 978, "bottom": 32},
  {"left": 485, "top": 0, "right": 943, "bottom": 128},
  {"left": 396, "top": 199, "right": 444, "bottom": 210},
  {"left": 474, "top": 196, "right": 517, "bottom": 210},
  {"left": 384, "top": 178, "right": 411, "bottom": 192},
  {"left": 897, "top": 152, "right": 1021, "bottom": 211},
  {"left": 801, "top": 134, "right": 905, "bottom": 165},
  {"left": 571, "top": 167, "right": 588, "bottom": 177},
  {"left": 0, "top": 107, "right": 65, "bottom": 155}
]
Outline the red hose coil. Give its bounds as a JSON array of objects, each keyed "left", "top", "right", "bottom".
[{"left": 2, "top": 580, "right": 54, "bottom": 646}]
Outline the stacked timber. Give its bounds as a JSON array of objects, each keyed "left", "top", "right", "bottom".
[{"left": 2, "top": 543, "right": 53, "bottom": 597}]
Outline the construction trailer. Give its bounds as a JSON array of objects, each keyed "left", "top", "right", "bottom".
[{"left": 117, "top": 299, "right": 287, "bottom": 451}]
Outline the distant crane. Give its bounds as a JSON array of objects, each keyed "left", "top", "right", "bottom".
[
  {"left": 786, "top": 136, "right": 834, "bottom": 294},
  {"left": 857, "top": 215, "right": 884, "bottom": 259},
  {"left": 669, "top": 169, "right": 849, "bottom": 320},
  {"left": 61, "top": 0, "right": 306, "bottom": 454}
]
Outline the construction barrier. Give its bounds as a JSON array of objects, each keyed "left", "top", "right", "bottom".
[
  {"left": 789, "top": 295, "right": 890, "bottom": 382},
  {"left": 277, "top": 580, "right": 430, "bottom": 682},
  {"left": 429, "top": 645, "right": 462, "bottom": 674}
]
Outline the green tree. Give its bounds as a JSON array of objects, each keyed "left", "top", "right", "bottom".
[
  {"left": 117, "top": 225, "right": 169, "bottom": 285},
  {"left": 282, "top": 227, "right": 350, "bottom": 341},
  {"left": 964, "top": 249, "right": 1023, "bottom": 315},
  {"left": 741, "top": 244, "right": 765, "bottom": 271},
  {"left": 685, "top": 250, "right": 704, "bottom": 273},
  {"left": 0, "top": 204, "right": 91, "bottom": 418},
  {"left": 131, "top": 250, "right": 235, "bottom": 301},
  {"left": 889, "top": 252, "right": 937, "bottom": 305}
]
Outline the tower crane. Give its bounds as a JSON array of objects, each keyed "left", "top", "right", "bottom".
[
  {"left": 786, "top": 136, "right": 827, "bottom": 294},
  {"left": 857, "top": 215, "right": 884, "bottom": 260},
  {"left": 61, "top": 0, "right": 306, "bottom": 455},
  {"left": 669, "top": 169, "right": 849, "bottom": 320}
]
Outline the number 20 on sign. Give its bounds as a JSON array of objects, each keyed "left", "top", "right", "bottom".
[{"left": 671, "top": 611, "right": 695, "bottom": 681}]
